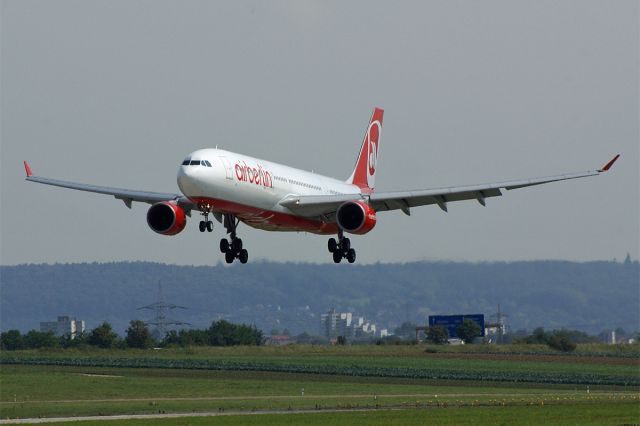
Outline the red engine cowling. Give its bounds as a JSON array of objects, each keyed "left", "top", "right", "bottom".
[
  {"left": 146, "top": 202, "right": 187, "bottom": 236},
  {"left": 336, "top": 201, "right": 377, "bottom": 235}
]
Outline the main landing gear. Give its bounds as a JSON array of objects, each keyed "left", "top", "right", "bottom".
[
  {"left": 219, "top": 214, "right": 248, "bottom": 264},
  {"left": 328, "top": 231, "right": 356, "bottom": 264}
]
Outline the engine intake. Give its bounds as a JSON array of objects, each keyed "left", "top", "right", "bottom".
[
  {"left": 147, "top": 202, "right": 187, "bottom": 236},
  {"left": 336, "top": 201, "right": 376, "bottom": 235}
]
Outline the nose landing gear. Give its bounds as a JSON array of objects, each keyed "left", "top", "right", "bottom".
[
  {"left": 219, "top": 214, "right": 248, "bottom": 264},
  {"left": 198, "top": 204, "right": 214, "bottom": 232},
  {"left": 328, "top": 231, "right": 356, "bottom": 263}
]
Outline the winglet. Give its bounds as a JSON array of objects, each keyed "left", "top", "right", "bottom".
[
  {"left": 599, "top": 154, "right": 620, "bottom": 172},
  {"left": 23, "top": 161, "right": 33, "bottom": 177}
]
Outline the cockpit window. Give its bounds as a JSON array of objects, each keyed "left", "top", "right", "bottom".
[{"left": 182, "top": 158, "right": 212, "bottom": 167}]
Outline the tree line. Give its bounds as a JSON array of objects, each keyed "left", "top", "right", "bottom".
[
  {"left": 388, "top": 321, "right": 623, "bottom": 352},
  {"left": 0, "top": 319, "right": 263, "bottom": 350},
  {"left": 3, "top": 260, "right": 637, "bottom": 337}
]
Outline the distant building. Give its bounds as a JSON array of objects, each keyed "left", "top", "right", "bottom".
[
  {"left": 357, "top": 321, "right": 376, "bottom": 336},
  {"left": 320, "top": 309, "right": 354, "bottom": 338},
  {"left": 40, "top": 316, "right": 85, "bottom": 339},
  {"left": 265, "top": 334, "right": 293, "bottom": 345},
  {"left": 320, "top": 309, "right": 385, "bottom": 339},
  {"left": 484, "top": 322, "right": 507, "bottom": 344}
]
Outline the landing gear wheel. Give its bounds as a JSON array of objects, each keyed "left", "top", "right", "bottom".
[
  {"left": 206, "top": 221, "right": 214, "bottom": 232},
  {"left": 199, "top": 221, "right": 206, "bottom": 232},
  {"left": 328, "top": 238, "right": 337, "bottom": 253},
  {"left": 220, "top": 214, "right": 249, "bottom": 264},
  {"left": 329, "top": 232, "right": 357, "bottom": 264}
]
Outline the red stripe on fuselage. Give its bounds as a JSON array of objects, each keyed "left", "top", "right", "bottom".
[{"left": 190, "top": 196, "right": 339, "bottom": 235}]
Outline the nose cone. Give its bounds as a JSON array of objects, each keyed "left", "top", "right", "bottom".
[{"left": 177, "top": 165, "right": 201, "bottom": 196}]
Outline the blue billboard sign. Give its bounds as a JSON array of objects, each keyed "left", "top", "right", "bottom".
[{"left": 428, "top": 314, "right": 485, "bottom": 338}]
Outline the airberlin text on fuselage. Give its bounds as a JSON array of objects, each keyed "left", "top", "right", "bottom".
[{"left": 235, "top": 161, "right": 273, "bottom": 188}]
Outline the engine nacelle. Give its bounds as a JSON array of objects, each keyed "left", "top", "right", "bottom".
[
  {"left": 336, "top": 201, "right": 377, "bottom": 235},
  {"left": 146, "top": 202, "right": 187, "bottom": 236}
]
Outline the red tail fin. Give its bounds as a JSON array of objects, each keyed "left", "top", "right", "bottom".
[{"left": 348, "top": 107, "right": 384, "bottom": 191}]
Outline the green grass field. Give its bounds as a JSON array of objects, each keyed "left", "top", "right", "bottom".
[
  {"left": 1, "top": 345, "right": 638, "bottom": 424},
  {"left": 38, "top": 403, "right": 640, "bottom": 426}
]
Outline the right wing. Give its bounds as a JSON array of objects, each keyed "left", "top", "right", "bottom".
[
  {"left": 280, "top": 155, "right": 620, "bottom": 217},
  {"left": 369, "top": 154, "right": 619, "bottom": 215},
  {"left": 24, "top": 161, "right": 194, "bottom": 210}
]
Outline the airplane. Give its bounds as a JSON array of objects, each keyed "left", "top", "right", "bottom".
[{"left": 24, "top": 107, "right": 619, "bottom": 264}]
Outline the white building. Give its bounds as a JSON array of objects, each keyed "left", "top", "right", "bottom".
[
  {"left": 320, "top": 310, "right": 388, "bottom": 340},
  {"left": 320, "top": 310, "right": 355, "bottom": 338},
  {"left": 40, "top": 316, "right": 85, "bottom": 339}
]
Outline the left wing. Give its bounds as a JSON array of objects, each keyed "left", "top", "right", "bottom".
[
  {"left": 23, "top": 161, "right": 194, "bottom": 210},
  {"left": 280, "top": 155, "right": 619, "bottom": 217}
]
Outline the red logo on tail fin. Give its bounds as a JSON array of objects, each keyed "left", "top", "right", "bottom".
[{"left": 349, "top": 108, "right": 383, "bottom": 191}]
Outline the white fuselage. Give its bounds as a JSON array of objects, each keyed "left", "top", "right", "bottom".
[{"left": 177, "top": 148, "right": 360, "bottom": 233}]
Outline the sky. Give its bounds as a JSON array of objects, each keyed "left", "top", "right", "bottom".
[{"left": 1, "top": 0, "right": 638, "bottom": 266}]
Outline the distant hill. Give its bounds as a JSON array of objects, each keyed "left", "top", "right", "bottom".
[{"left": 1, "top": 260, "right": 638, "bottom": 336}]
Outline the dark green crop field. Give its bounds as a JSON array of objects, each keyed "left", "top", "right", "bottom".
[{"left": 2, "top": 344, "right": 638, "bottom": 386}]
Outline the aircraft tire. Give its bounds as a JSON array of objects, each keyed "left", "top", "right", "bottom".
[
  {"left": 206, "top": 221, "right": 214, "bottom": 232},
  {"left": 199, "top": 221, "right": 206, "bottom": 232},
  {"left": 239, "top": 249, "right": 249, "bottom": 264},
  {"left": 346, "top": 249, "right": 356, "bottom": 263},
  {"left": 220, "top": 239, "right": 229, "bottom": 253},
  {"left": 342, "top": 238, "right": 351, "bottom": 251},
  {"left": 328, "top": 238, "right": 337, "bottom": 253},
  {"left": 232, "top": 238, "right": 243, "bottom": 252},
  {"left": 333, "top": 251, "right": 342, "bottom": 263},
  {"left": 225, "top": 251, "right": 235, "bottom": 264}
]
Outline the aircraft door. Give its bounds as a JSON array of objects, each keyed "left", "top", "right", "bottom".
[{"left": 219, "top": 156, "right": 234, "bottom": 180}]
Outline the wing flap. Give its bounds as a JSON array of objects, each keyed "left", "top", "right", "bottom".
[
  {"left": 370, "top": 187, "right": 503, "bottom": 212},
  {"left": 370, "top": 169, "right": 606, "bottom": 212},
  {"left": 279, "top": 193, "right": 363, "bottom": 217}
]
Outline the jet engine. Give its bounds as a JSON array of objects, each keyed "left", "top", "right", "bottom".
[
  {"left": 146, "top": 202, "right": 187, "bottom": 235},
  {"left": 336, "top": 201, "right": 377, "bottom": 235}
]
